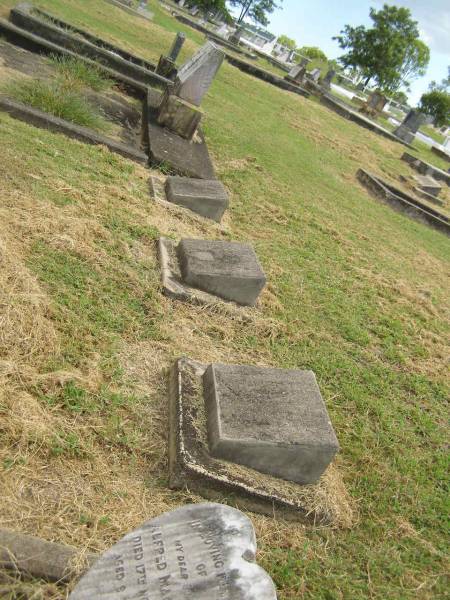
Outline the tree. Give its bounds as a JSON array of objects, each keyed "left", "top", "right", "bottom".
[
  {"left": 334, "top": 4, "right": 430, "bottom": 93},
  {"left": 277, "top": 34, "right": 296, "bottom": 51},
  {"left": 298, "top": 46, "right": 327, "bottom": 61},
  {"left": 428, "top": 66, "right": 450, "bottom": 92},
  {"left": 227, "top": 0, "right": 282, "bottom": 27},
  {"left": 419, "top": 90, "right": 450, "bottom": 128},
  {"left": 186, "top": 0, "right": 231, "bottom": 19}
]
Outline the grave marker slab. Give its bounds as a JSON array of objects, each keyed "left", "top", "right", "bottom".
[
  {"left": 413, "top": 174, "right": 442, "bottom": 197},
  {"left": 204, "top": 363, "right": 339, "bottom": 484},
  {"left": 176, "top": 41, "right": 225, "bottom": 107},
  {"left": 165, "top": 176, "right": 229, "bottom": 222},
  {"left": 70, "top": 503, "right": 277, "bottom": 600},
  {"left": 177, "top": 239, "right": 266, "bottom": 306}
]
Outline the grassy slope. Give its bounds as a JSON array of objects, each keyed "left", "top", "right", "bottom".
[{"left": 0, "top": 1, "right": 449, "bottom": 599}]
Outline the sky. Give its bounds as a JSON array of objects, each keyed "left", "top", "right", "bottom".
[{"left": 248, "top": 0, "right": 450, "bottom": 104}]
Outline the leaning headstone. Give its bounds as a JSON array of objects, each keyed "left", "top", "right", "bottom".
[
  {"left": 177, "top": 239, "right": 266, "bottom": 306},
  {"left": 394, "top": 109, "right": 429, "bottom": 144},
  {"left": 360, "top": 90, "right": 387, "bottom": 116},
  {"left": 157, "top": 42, "right": 224, "bottom": 140},
  {"left": 176, "top": 42, "right": 225, "bottom": 107},
  {"left": 165, "top": 176, "right": 229, "bottom": 222},
  {"left": 204, "top": 363, "right": 339, "bottom": 484},
  {"left": 309, "top": 68, "right": 321, "bottom": 83},
  {"left": 285, "top": 64, "right": 305, "bottom": 84},
  {"left": 168, "top": 32, "right": 186, "bottom": 62},
  {"left": 69, "top": 503, "right": 277, "bottom": 599}
]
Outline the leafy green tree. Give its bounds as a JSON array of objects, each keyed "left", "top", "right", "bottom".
[
  {"left": 298, "top": 46, "right": 327, "bottom": 61},
  {"left": 419, "top": 90, "right": 450, "bottom": 127},
  {"left": 334, "top": 4, "right": 430, "bottom": 93},
  {"left": 277, "top": 34, "right": 296, "bottom": 51},
  {"left": 186, "top": 0, "right": 230, "bottom": 18},
  {"left": 228, "top": 0, "right": 282, "bottom": 26},
  {"left": 428, "top": 66, "right": 450, "bottom": 92}
]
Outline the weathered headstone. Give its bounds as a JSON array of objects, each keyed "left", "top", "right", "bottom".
[
  {"left": 177, "top": 239, "right": 266, "bottom": 306},
  {"left": 285, "top": 63, "right": 305, "bottom": 84},
  {"left": 360, "top": 90, "right": 387, "bottom": 116},
  {"left": 165, "top": 176, "right": 229, "bottom": 222},
  {"left": 309, "top": 68, "right": 321, "bottom": 83},
  {"left": 176, "top": 41, "right": 225, "bottom": 107},
  {"left": 394, "top": 109, "right": 429, "bottom": 144},
  {"left": 168, "top": 32, "right": 186, "bottom": 62},
  {"left": 204, "top": 364, "right": 339, "bottom": 484},
  {"left": 69, "top": 503, "right": 277, "bottom": 599},
  {"left": 322, "top": 68, "right": 336, "bottom": 89}
]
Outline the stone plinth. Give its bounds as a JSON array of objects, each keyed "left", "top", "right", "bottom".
[
  {"left": 165, "top": 177, "right": 229, "bottom": 222},
  {"left": 69, "top": 503, "right": 277, "bottom": 600},
  {"left": 177, "top": 239, "right": 266, "bottom": 306},
  {"left": 157, "top": 94, "right": 203, "bottom": 140},
  {"left": 414, "top": 174, "right": 442, "bottom": 197},
  {"left": 203, "top": 364, "right": 339, "bottom": 484}
]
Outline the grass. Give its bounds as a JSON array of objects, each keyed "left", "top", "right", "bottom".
[
  {"left": 4, "top": 78, "right": 111, "bottom": 131},
  {"left": 420, "top": 124, "right": 447, "bottom": 146},
  {"left": 0, "top": 1, "right": 448, "bottom": 599},
  {"left": 49, "top": 54, "right": 113, "bottom": 92}
]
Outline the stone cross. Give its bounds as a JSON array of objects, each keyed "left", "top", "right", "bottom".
[
  {"left": 168, "top": 32, "right": 186, "bottom": 62},
  {"left": 69, "top": 503, "right": 277, "bottom": 600},
  {"left": 176, "top": 41, "right": 225, "bottom": 107}
]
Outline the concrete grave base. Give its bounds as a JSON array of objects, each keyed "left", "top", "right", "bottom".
[
  {"left": 431, "top": 145, "right": 450, "bottom": 163},
  {"left": 204, "top": 363, "right": 339, "bottom": 484},
  {"left": 401, "top": 153, "right": 450, "bottom": 187},
  {"left": 157, "top": 93, "right": 203, "bottom": 140},
  {"left": 145, "top": 90, "right": 216, "bottom": 179},
  {"left": 168, "top": 358, "right": 352, "bottom": 525},
  {"left": 158, "top": 238, "right": 264, "bottom": 311},
  {"left": 413, "top": 174, "right": 442, "bottom": 197},
  {"left": 178, "top": 239, "right": 266, "bottom": 306},
  {"left": 357, "top": 169, "right": 449, "bottom": 237},
  {"left": 165, "top": 176, "right": 229, "bottom": 221}
]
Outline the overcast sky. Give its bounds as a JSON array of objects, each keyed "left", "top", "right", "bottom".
[{"left": 255, "top": 0, "right": 450, "bottom": 103}]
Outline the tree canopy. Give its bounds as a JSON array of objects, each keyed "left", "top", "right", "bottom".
[
  {"left": 277, "top": 34, "right": 296, "bottom": 51},
  {"left": 298, "top": 46, "right": 327, "bottom": 62},
  {"left": 228, "top": 0, "right": 281, "bottom": 26},
  {"left": 186, "top": 0, "right": 231, "bottom": 19},
  {"left": 334, "top": 4, "right": 430, "bottom": 93},
  {"left": 420, "top": 88, "right": 450, "bottom": 128}
]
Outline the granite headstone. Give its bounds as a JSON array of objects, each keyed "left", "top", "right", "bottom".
[
  {"left": 176, "top": 42, "right": 225, "bottom": 107},
  {"left": 70, "top": 503, "right": 277, "bottom": 599}
]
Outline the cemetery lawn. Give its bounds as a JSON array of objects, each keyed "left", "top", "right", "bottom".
[{"left": 0, "top": 1, "right": 448, "bottom": 599}]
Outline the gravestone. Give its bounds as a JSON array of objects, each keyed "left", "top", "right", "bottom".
[
  {"left": 177, "top": 239, "right": 266, "bottom": 306},
  {"left": 204, "top": 364, "right": 339, "bottom": 484},
  {"left": 285, "top": 64, "right": 304, "bottom": 84},
  {"left": 309, "top": 68, "right": 321, "bottom": 83},
  {"left": 165, "top": 176, "right": 229, "bottom": 222},
  {"left": 176, "top": 41, "right": 225, "bottom": 107},
  {"left": 394, "top": 109, "right": 429, "bottom": 144},
  {"left": 156, "top": 32, "right": 186, "bottom": 79},
  {"left": 360, "top": 90, "right": 387, "bottom": 116},
  {"left": 168, "top": 32, "right": 186, "bottom": 62},
  {"left": 413, "top": 174, "right": 442, "bottom": 197},
  {"left": 69, "top": 503, "right": 277, "bottom": 599},
  {"left": 322, "top": 68, "right": 336, "bottom": 89}
]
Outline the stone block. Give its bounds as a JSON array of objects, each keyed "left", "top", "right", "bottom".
[
  {"left": 176, "top": 41, "right": 224, "bottom": 107},
  {"left": 203, "top": 364, "right": 339, "bottom": 485},
  {"left": 157, "top": 93, "right": 203, "bottom": 140},
  {"left": 177, "top": 239, "right": 266, "bottom": 306},
  {"left": 165, "top": 176, "right": 229, "bottom": 222},
  {"left": 393, "top": 124, "right": 415, "bottom": 144},
  {"left": 414, "top": 174, "right": 442, "bottom": 197},
  {"left": 70, "top": 503, "right": 277, "bottom": 600},
  {"left": 156, "top": 54, "right": 177, "bottom": 79}
]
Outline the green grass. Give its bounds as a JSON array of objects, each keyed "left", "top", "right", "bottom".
[
  {"left": 0, "top": 1, "right": 448, "bottom": 599},
  {"left": 49, "top": 54, "right": 113, "bottom": 92},
  {"left": 4, "top": 78, "right": 110, "bottom": 131},
  {"left": 420, "top": 124, "right": 447, "bottom": 146}
]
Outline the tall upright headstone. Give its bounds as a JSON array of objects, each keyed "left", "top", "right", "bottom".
[
  {"left": 322, "top": 68, "right": 336, "bottom": 89},
  {"left": 394, "top": 109, "right": 430, "bottom": 144},
  {"left": 69, "top": 504, "right": 277, "bottom": 600}
]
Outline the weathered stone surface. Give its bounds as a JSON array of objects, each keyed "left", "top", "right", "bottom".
[
  {"left": 0, "top": 528, "right": 95, "bottom": 583},
  {"left": 309, "top": 68, "right": 321, "bottom": 82},
  {"left": 165, "top": 176, "right": 228, "bottom": 221},
  {"left": 157, "top": 93, "right": 203, "bottom": 140},
  {"left": 156, "top": 55, "right": 177, "bottom": 79},
  {"left": 401, "top": 152, "right": 450, "bottom": 186},
  {"left": 178, "top": 239, "right": 266, "bottom": 306},
  {"left": 69, "top": 503, "right": 277, "bottom": 600},
  {"left": 204, "top": 364, "right": 339, "bottom": 485},
  {"left": 176, "top": 41, "right": 224, "bottom": 107},
  {"left": 168, "top": 32, "right": 186, "bottom": 62},
  {"left": 321, "top": 68, "right": 336, "bottom": 88},
  {"left": 413, "top": 174, "right": 442, "bottom": 197},
  {"left": 394, "top": 109, "right": 429, "bottom": 143}
]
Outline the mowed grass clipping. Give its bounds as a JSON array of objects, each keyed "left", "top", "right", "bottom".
[{"left": 0, "top": 1, "right": 449, "bottom": 599}]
